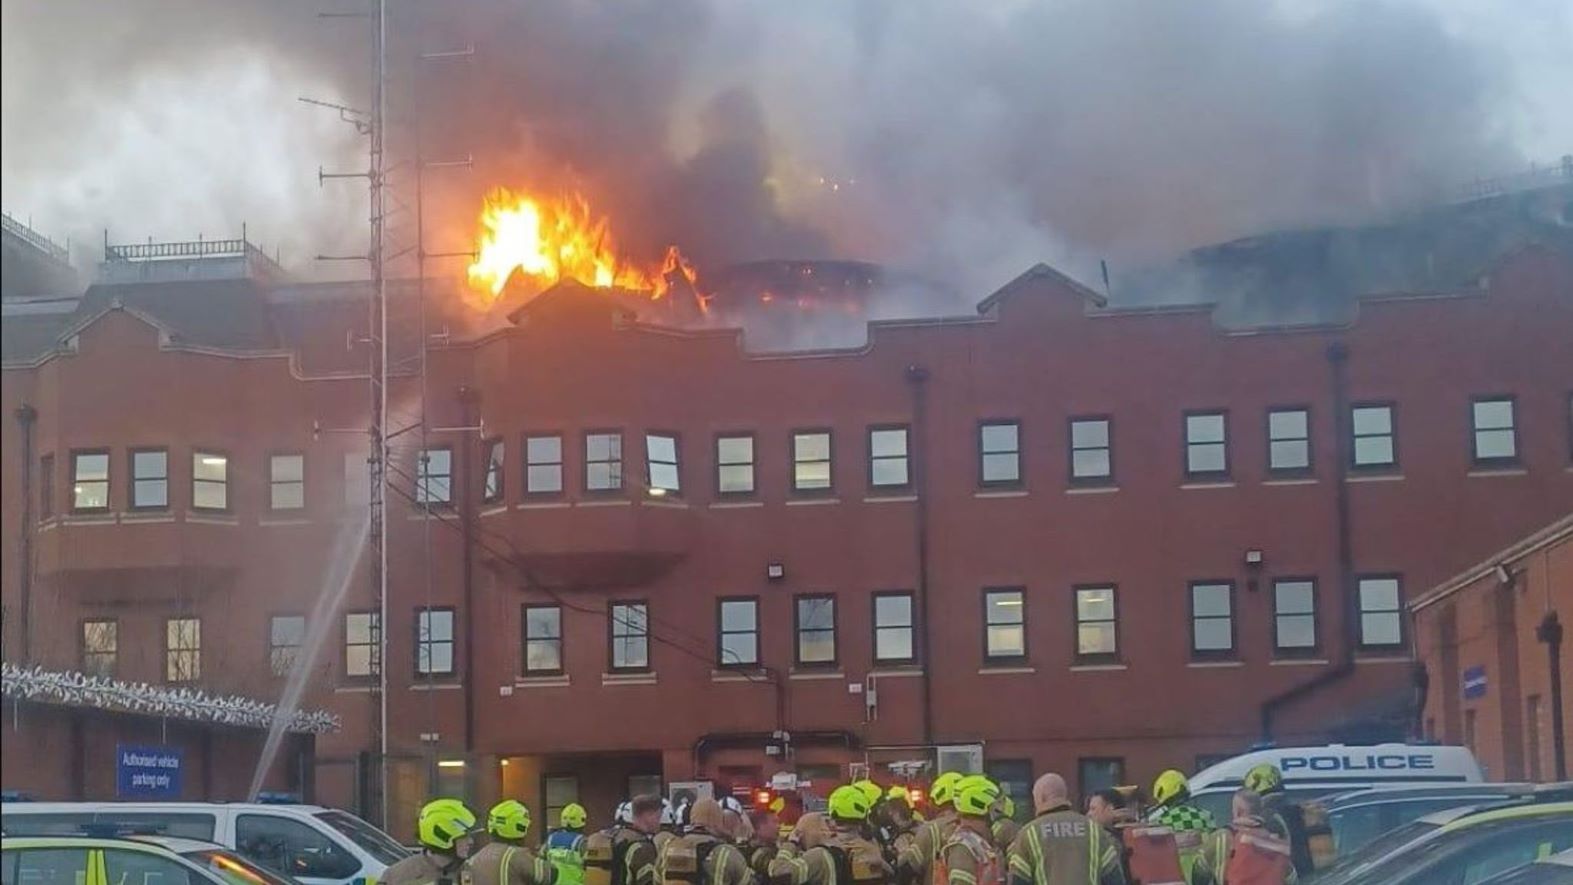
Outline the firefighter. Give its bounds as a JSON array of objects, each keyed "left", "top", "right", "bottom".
[
  {"left": 1004, "top": 773, "right": 1124, "bottom": 885},
  {"left": 897, "top": 772, "right": 962, "bottom": 884},
  {"left": 767, "top": 802, "right": 890, "bottom": 885},
  {"left": 875, "top": 785, "right": 920, "bottom": 869},
  {"left": 989, "top": 795, "right": 1019, "bottom": 853},
  {"left": 382, "top": 798, "right": 479, "bottom": 885},
  {"left": 587, "top": 795, "right": 662, "bottom": 885},
  {"left": 1196, "top": 790, "right": 1296, "bottom": 884},
  {"left": 656, "top": 801, "right": 683, "bottom": 855},
  {"left": 546, "top": 803, "right": 590, "bottom": 885},
  {"left": 656, "top": 798, "right": 752, "bottom": 885},
  {"left": 766, "top": 813, "right": 835, "bottom": 885},
  {"left": 745, "top": 805, "right": 785, "bottom": 882},
  {"left": 471, "top": 800, "right": 557, "bottom": 885},
  {"left": 939, "top": 777, "right": 1004, "bottom": 885},
  {"left": 1241, "top": 765, "right": 1310, "bottom": 877}
]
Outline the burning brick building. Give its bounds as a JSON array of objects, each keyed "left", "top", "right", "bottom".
[{"left": 2, "top": 193, "right": 1571, "bottom": 835}]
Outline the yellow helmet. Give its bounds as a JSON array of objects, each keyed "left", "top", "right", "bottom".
[
  {"left": 997, "top": 795, "right": 1016, "bottom": 819},
  {"left": 559, "top": 802, "right": 588, "bottom": 829},
  {"left": 828, "top": 784, "right": 873, "bottom": 821},
  {"left": 930, "top": 772, "right": 964, "bottom": 807},
  {"left": 886, "top": 785, "right": 913, "bottom": 808},
  {"left": 853, "top": 779, "right": 883, "bottom": 806},
  {"left": 953, "top": 776, "right": 1000, "bottom": 817},
  {"left": 487, "top": 799, "right": 532, "bottom": 840},
  {"left": 1243, "top": 763, "right": 1284, "bottom": 795},
  {"left": 418, "top": 798, "right": 477, "bottom": 851},
  {"left": 1152, "top": 770, "right": 1191, "bottom": 807}
]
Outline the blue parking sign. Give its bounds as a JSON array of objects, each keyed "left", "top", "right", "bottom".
[{"left": 116, "top": 744, "right": 183, "bottom": 798}]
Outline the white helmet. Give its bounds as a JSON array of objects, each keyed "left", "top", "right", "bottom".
[
  {"left": 720, "top": 796, "right": 745, "bottom": 816},
  {"left": 614, "top": 801, "right": 633, "bottom": 825}
]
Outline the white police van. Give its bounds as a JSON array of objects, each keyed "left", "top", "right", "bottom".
[
  {"left": 0, "top": 801, "right": 408, "bottom": 885},
  {"left": 1186, "top": 744, "right": 1485, "bottom": 821}
]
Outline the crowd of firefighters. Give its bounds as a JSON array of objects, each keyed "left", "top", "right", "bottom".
[{"left": 380, "top": 764, "right": 1309, "bottom": 885}]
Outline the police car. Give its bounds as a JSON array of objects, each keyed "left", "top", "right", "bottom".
[{"left": 1186, "top": 743, "right": 1484, "bottom": 821}]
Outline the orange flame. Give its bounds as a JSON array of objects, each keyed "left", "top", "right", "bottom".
[{"left": 466, "top": 187, "right": 705, "bottom": 310}]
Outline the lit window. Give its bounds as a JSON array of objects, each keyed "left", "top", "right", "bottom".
[
  {"left": 610, "top": 602, "right": 649, "bottom": 670},
  {"left": 1358, "top": 576, "right": 1404, "bottom": 648},
  {"left": 793, "top": 431, "right": 832, "bottom": 492},
  {"left": 345, "top": 612, "right": 380, "bottom": 677},
  {"left": 984, "top": 589, "right": 1026, "bottom": 662},
  {"left": 131, "top": 449, "right": 168, "bottom": 509},
  {"left": 72, "top": 451, "right": 110, "bottom": 511},
  {"left": 869, "top": 427, "right": 910, "bottom": 488},
  {"left": 1190, "top": 582, "right": 1234, "bottom": 657},
  {"left": 719, "top": 598, "right": 759, "bottom": 667},
  {"left": 586, "top": 432, "right": 623, "bottom": 492},
  {"left": 979, "top": 421, "right": 1021, "bottom": 486},
  {"left": 82, "top": 619, "right": 118, "bottom": 677},
  {"left": 417, "top": 608, "right": 455, "bottom": 675},
  {"left": 1273, "top": 579, "right": 1317, "bottom": 653},
  {"left": 1268, "top": 408, "right": 1311, "bottom": 473},
  {"left": 526, "top": 434, "right": 564, "bottom": 495},
  {"left": 270, "top": 615, "right": 306, "bottom": 676},
  {"left": 873, "top": 592, "right": 915, "bottom": 663},
  {"left": 646, "top": 433, "right": 680, "bottom": 494},
  {"left": 795, "top": 595, "right": 836, "bottom": 665},
  {"left": 416, "top": 448, "right": 452, "bottom": 504},
  {"left": 166, "top": 617, "right": 201, "bottom": 682},
  {"left": 270, "top": 454, "right": 305, "bottom": 510},
  {"left": 1184, "top": 412, "right": 1228, "bottom": 479},
  {"left": 716, "top": 434, "right": 755, "bottom": 495},
  {"left": 192, "top": 451, "right": 228, "bottom": 510},
  {"left": 523, "top": 605, "right": 562, "bottom": 674},
  {"left": 1351, "top": 404, "right": 1396, "bottom": 469},
  {"left": 1074, "top": 586, "right": 1118, "bottom": 660},
  {"left": 1471, "top": 397, "right": 1517, "bottom": 465},
  {"left": 483, "top": 439, "right": 504, "bottom": 504},
  {"left": 1070, "top": 418, "right": 1113, "bottom": 483}
]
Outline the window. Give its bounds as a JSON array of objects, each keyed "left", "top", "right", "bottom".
[
  {"left": 40, "top": 453, "right": 54, "bottom": 518},
  {"left": 795, "top": 595, "right": 836, "bottom": 665},
  {"left": 235, "top": 813, "right": 362, "bottom": 880},
  {"left": 71, "top": 450, "right": 109, "bottom": 511},
  {"left": 1069, "top": 417, "right": 1113, "bottom": 483},
  {"left": 526, "top": 434, "right": 564, "bottom": 495},
  {"left": 985, "top": 760, "right": 1033, "bottom": 822},
  {"left": 1273, "top": 579, "right": 1318, "bottom": 653},
  {"left": 646, "top": 433, "right": 680, "bottom": 494},
  {"left": 1074, "top": 586, "right": 1118, "bottom": 661},
  {"left": 718, "top": 598, "right": 759, "bottom": 667},
  {"left": 192, "top": 451, "right": 228, "bottom": 510},
  {"left": 1471, "top": 397, "right": 1518, "bottom": 464},
  {"left": 1190, "top": 581, "right": 1235, "bottom": 657},
  {"left": 5, "top": 847, "right": 93, "bottom": 885},
  {"left": 792, "top": 430, "right": 832, "bottom": 492},
  {"left": 610, "top": 601, "right": 649, "bottom": 670},
  {"left": 869, "top": 426, "right": 910, "bottom": 488},
  {"left": 523, "top": 605, "right": 563, "bottom": 675},
  {"left": 586, "top": 432, "right": 623, "bottom": 492},
  {"left": 415, "top": 447, "right": 452, "bottom": 504},
  {"left": 1078, "top": 758, "right": 1125, "bottom": 803},
  {"left": 979, "top": 421, "right": 1021, "bottom": 486},
  {"left": 1268, "top": 408, "right": 1311, "bottom": 474},
  {"left": 344, "top": 612, "right": 380, "bottom": 677},
  {"left": 483, "top": 439, "right": 504, "bottom": 504},
  {"left": 270, "top": 615, "right": 305, "bottom": 677},
  {"left": 416, "top": 607, "right": 455, "bottom": 675},
  {"left": 101, "top": 849, "right": 200, "bottom": 885},
  {"left": 873, "top": 592, "right": 916, "bottom": 664},
  {"left": 1184, "top": 412, "right": 1228, "bottom": 478},
  {"left": 716, "top": 434, "right": 755, "bottom": 495},
  {"left": 1351, "top": 403, "right": 1397, "bottom": 469},
  {"left": 166, "top": 617, "right": 201, "bottom": 682},
  {"left": 1358, "top": 576, "right": 1404, "bottom": 648},
  {"left": 131, "top": 449, "right": 168, "bottom": 509},
  {"left": 270, "top": 454, "right": 305, "bottom": 510},
  {"left": 984, "top": 589, "right": 1026, "bottom": 662},
  {"left": 82, "top": 619, "right": 118, "bottom": 677},
  {"left": 543, "top": 776, "right": 579, "bottom": 831}
]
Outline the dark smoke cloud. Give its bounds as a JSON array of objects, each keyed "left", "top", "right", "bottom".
[{"left": 3, "top": 0, "right": 1568, "bottom": 297}]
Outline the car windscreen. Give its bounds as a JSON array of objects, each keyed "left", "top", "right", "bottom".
[
  {"left": 312, "top": 811, "right": 408, "bottom": 866},
  {"left": 184, "top": 850, "right": 298, "bottom": 885},
  {"left": 1316, "top": 818, "right": 1442, "bottom": 885},
  {"left": 1339, "top": 815, "right": 1573, "bottom": 885}
]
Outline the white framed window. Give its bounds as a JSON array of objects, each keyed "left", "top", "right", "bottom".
[
  {"left": 131, "top": 449, "right": 168, "bottom": 509},
  {"left": 716, "top": 434, "right": 755, "bottom": 495},
  {"left": 873, "top": 592, "right": 915, "bottom": 663},
  {"left": 72, "top": 451, "right": 110, "bottom": 511},
  {"left": 979, "top": 421, "right": 1021, "bottom": 486},
  {"left": 1358, "top": 576, "right": 1404, "bottom": 648},
  {"left": 166, "top": 617, "right": 201, "bottom": 682},
  {"left": 345, "top": 612, "right": 380, "bottom": 678},
  {"left": 1273, "top": 579, "right": 1317, "bottom": 653},
  {"left": 869, "top": 426, "right": 910, "bottom": 488},
  {"left": 483, "top": 439, "right": 505, "bottom": 504},
  {"left": 1190, "top": 581, "right": 1234, "bottom": 657},
  {"left": 416, "top": 448, "right": 452, "bottom": 504},
  {"left": 646, "top": 433, "right": 680, "bottom": 494},
  {"left": 1471, "top": 397, "right": 1518, "bottom": 464},
  {"left": 586, "top": 432, "right": 623, "bottom": 492},
  {"left": 192, "top": 451, "right": 229, "bottom": 510},
  {"left": 1070, "top": 417, "right": 1113, "bottom": 483},
  {"left": 610, "top": 602, "right": 649, "bottom": 670},
  {"left": 793, "top": 431, "right": 832, "bottom": 492},
  {"left": 523, "top": 605, "right": 563, "bottom": 674},
  {"left": 984, "top": 589, "right": 1026, "bottom": 662},
  {"left": 718, "top": 598, "right": 759, "bottom": 667},
  {"left": 270, "top": 615, "right": 306, "bottom": 676},
  {"left": 526, "top": 434, "right": 564, "bottom": 495},
  {"left": 417, "top": 607, "right": 455, "bottom": 675},
  {"left": 1351, "top": 404, "right": 1396, "bottom": 469},
  {"left": 1268, "top": 408, "right": 1311, "bottom": 473},
  {"left": 270, "top": 454, "right": 305, "bottom": 510},
  {"left": 1184, "top": 412, "right": 1228, "bottom": 478},
  {"left": 1074, "top": 586, "right": 1118, "bottom": 660}
]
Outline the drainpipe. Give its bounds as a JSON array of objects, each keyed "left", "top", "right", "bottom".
[
  {"left": 1261, "top": 342, "right": 1356, "bottom": 740},
  {"left": 1538, "top": 611, "right": 1566, "bottom": 780},
  {"left": 458, "top": 387, "right": 479, "bottom": 758},
  {"left": 905, "top": 365, "right": 935, "bottom": 745},
  {"left": 14, "top": 404, "right": 37, "bottom": 663}
]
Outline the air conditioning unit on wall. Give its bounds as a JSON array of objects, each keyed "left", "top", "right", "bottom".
[{"left": 936, "top": 744, "right": 984, "bottom": 775}]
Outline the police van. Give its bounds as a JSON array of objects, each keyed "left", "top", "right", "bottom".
[
  {"left": 0, "top": 801, "right": 408, "bottom": 885},
  {"left": 1186, "top": 744, "right": 1485, "bottom": 821}
]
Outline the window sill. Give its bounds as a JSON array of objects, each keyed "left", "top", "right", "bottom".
[
  {"left": 335, "top": 683, "right": 380, "bottom": 694},
  {"left": 122, "top": 512, "right": 178, "bottom": 524},
  {"left": 864, "top": 494, "right": 918, "bottom": 503},
  {"left": 1180, "top": 480, "right": 1235, "bottom": 490},
  {"left": 640, "top": 498, "right": 691, "bottom": 509},
  {"left": 513, "top": 674, "right": 570, "bottom": 689},
  {"left": 1346, "top": 473, "right": 1403, "bottom": 483},
  {"left": 1270, "top": 658, "right": 1329, "bottom": 667},
  {"left": 1065, "top": 485, "right": 1118, "bottom": 495},
  {"left": 62, "top": 512, "right": 118, "bottom": 526},
  {"left": 186, "top": 512, "right": 239, "bottom": 526},
  {"left": 517, "top": 500, "right": 571, "bottom": 510},
  {"left": 711, "top": 669, "right": 768, "bottom": 682},
  {"left": 974, "top": 489, "right": 1028, "bottom": 498},
  {"left": 869, "top": 667, "right": 924, "bottom": 678},
  {"left": 577, "top": 499, "right": 633, "bottom": 508},
  {"left": 788, "top": 669, "right": 844, "bottom": 681},
  {"left": 1069, "top": 662, "right": 1127, "bottom": 672},
  {"left": 410, "top": 680, "right": 462, "bottom": 691},
  {"left": 1467, "top": 467, "right": 1528, "bottom": 478},
  {"left": 1186, "top": 660, "right": 1244, "bottom": 669},
  {"left": 785, "top": 497, "right": 840, "bottom": 507},
  {"left": 602, "top": 671, "right": 658, "bottom": 685},
  {"left": 478, "top": 504, "right": 509, "bottom": 517},
  {"left": 978, "top": 665, "right": 1035, "bottom": 675},
  {"left": 259, "top": 516, "right": 312, "bottom": 526},
  {"left": 1263, "top": 477, "right": 1318, "bottom": 486},
  {"left": 1355, "top": 654, "right": 1412, "bottom": 664},
  {"left": 710, "top": 500, "right": 765, "bottom": 509}
]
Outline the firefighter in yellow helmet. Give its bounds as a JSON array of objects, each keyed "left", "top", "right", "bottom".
[
  {"left": 939, "top": 777, "right": 1005, "bottom": 885},
  {"left": 1242, "top": 764, "right": 1311, "bottom": 877},
  {"left": 769, "top": 789, "right": 891, "bottom": 885},
  {"left": 874, "top": 785, "right": 921, "bottom": 871},
  {"left": 471, "top": 800, "right": 557, "bottom": 885},
  {"left": 1005, "top": 774, "right": 1124, "bottom": 885},
  {"left": 989, "top": 794, "right": 1019, "bottom": 853},
  {"left": 382, "top": 799, "right": 479, "bottom": 885},
  {"left": 898, "top": 772, "right": 963, "bottom": 884}
]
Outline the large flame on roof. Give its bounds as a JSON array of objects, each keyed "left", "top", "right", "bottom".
[{"left": 466, "top": 187, "right": 701, "bottom": 308}]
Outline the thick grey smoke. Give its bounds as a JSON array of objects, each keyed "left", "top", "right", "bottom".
[{"left": 3, "top": 0, "right": 1568, "bottom": 296}]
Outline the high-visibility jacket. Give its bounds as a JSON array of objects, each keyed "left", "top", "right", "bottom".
[
  {"left": 898, "top": 812, "right": 957, "bottom": 884},
  {"left": 1199, "top": 825, "right": 1297, "bottom": 885},
  {"left": 768, "top": 834, "right": 889, "bottom": 885},
  {"left": 1005, "top": 806, "right": 1125, "bottom": 885},
  {"left": 938, "top": 820, "right": 1003, "bottom": 885},
  {"left": 469, "top": 843, "right": 555, "bottom": 885},
  {"left": 990, "top": 820, "right": 1020, "bottom": 854},
  {"left": 384, "top": 851, "right": 473, "bottom": 885},
  {"left": 656, "top": 831, "right": 752, "bottom": 885},
  {"left": 547, "top": 830, "right": 589, "bottom": 885}
]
